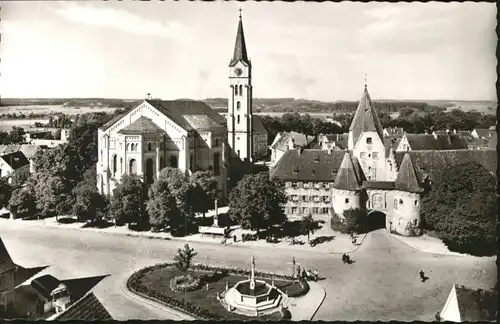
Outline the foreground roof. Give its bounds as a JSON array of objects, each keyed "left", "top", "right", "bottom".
[
  {"left": 0, "top": 238, "right": 15, "bottom": 273},
  {"left": 270, "top": 149, "right": 346, "bottom": 182},
  {"left": 0, "top": 151, "right": 30, "bottom": 170},
  {"left": 56, "top": 292, "right": 113, "bottom": 320},
  {"left": 117, "top": 116, "right": 165, "bottom": 135},
  {"left": 349, "top": 86, "right": 384, "bottom": 146}
]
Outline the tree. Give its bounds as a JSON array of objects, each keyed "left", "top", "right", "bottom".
[
  {"left": 156, "top": 168, "right": 193, "bottom": 219},
  {"left": 228, "top": 172, "right": 287, "bottom": 234},
  {"left": 146, "top": 177, "right": 181, "bottom": 231},
  {"left": 189, "top": 171, "right": 218, "bottom": 218},
  {"left": 73, "top": 183, "right": 108, "bottom": 224},
  {"left": 301, "top": 214, "right": 321, "bottom": 243},
  {"left": 8, "top": 184, "right": 38, "bottom": 219},
  {"left": 0, "top": 178, "right": 12, "bottom": 210},
  {"left": 421, "top": 162, "right": 497, "bottom": 256},
  {"left": 32, "top": 174, "right": 73, "bottom": 221},
  {"left": 173, "top": 244, "right": 197, "bottom": 279},
  {"left": 109, "top": 174, "right": 148, "bottom": 228},
  {"left": 343, "top": 208, "right": 367, "bottom": 234},
  {"left": 8, "top": 126, "right": 25, "bottom": 143}
]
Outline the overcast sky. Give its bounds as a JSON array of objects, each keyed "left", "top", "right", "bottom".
[{"left": 1, "top": 2, "right": 496, "bottom": 101}]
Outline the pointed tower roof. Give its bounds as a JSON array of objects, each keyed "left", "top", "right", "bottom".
[
  {"left": 333, "top": 153, "right": 360, "bottom": 190},
  {"left": 394, "top": 152, "right": 423, "bottom": 193},
  {"left": 349, "top": 86, "right": 384, "bottom": 146},
  {"left": 229, "top": 13, "right": 250, "bottom": 67}
]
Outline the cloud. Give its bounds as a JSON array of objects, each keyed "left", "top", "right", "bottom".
[{"left": 52, "top": 3, "right": 187, "bottom": 38}]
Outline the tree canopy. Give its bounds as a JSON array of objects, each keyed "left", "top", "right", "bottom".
[
  {"left": 228, "top": 172, "right": 287, "bottom": 233},
  {"left": 109, "top": 174, "right": 148, "bottom": 227},
  {"left": 189, "top": 171, "right": 218, "bottom": 217},
  {"left": 421, "top": 161, "right": 497, "bottom": 256}
]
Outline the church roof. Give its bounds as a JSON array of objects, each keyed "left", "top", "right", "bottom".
[
  {"left": 333, "top": 153, "right": 361, "bottom": 190},
  {"left": 270, "top": 149, "right": 346, "bottom": 182},
  {"left": 146, "top": 100, "right": 226, "bottom": 131},
  {"left": 117, "top": 116, "right": 165, "bottom": 135},
  {"left": 229, "top": 17, "right": 251, "bottom": 67},
  {"left": 99, "top": 114, "right": 124, "bottom": 131},
  {"left": 252, "top": 115, "right": 267, "bottom": 134},
  {"left": 405, "top": 134, "right": 469, "bottom": 150},
  {"left": 349, "top": 87, "right": 384, "bottom": 146},
  {"left": 394, "top": 153, "right": 423, "bottom": 193},
  {"left": 394, "top": 150, "right": 497, "bottom": 183}
]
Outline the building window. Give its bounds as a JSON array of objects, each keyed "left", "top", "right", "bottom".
[
  {"left": 323, "top": 196, "right": 329, "bottom": 203},
  {"left": 170, "top": 156, "right": 178, "bottom": 168},
  {"left": 313, "top": 207, "right": 319, "bottom": 214},
  {"left": 345, "top": 198, "right": 349, "bottom": 204},
  {"left": 237, "top": 115, "right": 240, "bottom": 124},
  {"left": 239, "top": 85, "right": 243, "bottom": 95},
  {"left": 129, "top": 159, "right": 137, "bottom": 174},
  {"left": 120, "top": 158, "right": 123, "bottom": 173},
  {"left": 302, "top": 195, "right": 307, "bottom": 202},
  {"left": 213, "top": 152, "right": 220, "bottom": 176},
  {"left": 413, "top": 219, "right": 419, "bottom": 226},
  {"left": 237, "top": 149, "right": 240, "bottom": 157},
  {"left": 237, "top": 102, "right": 241, "bottom": 111},
  {"left": 291, "top": 207, "right": 297, "bottom": 214},
  {"left": 414, "top": 200, "right": 418, "bottom": 206},
  {"left": 322, "top": 207, "right": 329, "bottom": 214},
  {"left": 235, "top": 86, "right": 238, "bottom": 96},
  {"left": 367, "top": 137, "right": 372, "bottom": 144},
  {"left": 399, "top": 199, "right": 403, "bottom": 205},
  {"left": 160, "top": 157, "right": 164, "bottom": 169},
  {"left": 112, "top": 155, "right": 117, "bottom": 176},
  {"left": 190, "top": 155, "right": 193, "bottom": 170},
  {"left": 215, "top": 138, "right": 219, "bottom": 147},
  {"left": 148, "top": 143, "right": 152, "bottom": 151}
]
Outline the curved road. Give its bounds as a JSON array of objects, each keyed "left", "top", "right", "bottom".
[{"left": 0, "top": 221, "right": 495, "bottom": 321}]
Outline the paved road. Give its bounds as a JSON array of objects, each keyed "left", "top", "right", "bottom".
[{"left": 0, "top": 221, "right": 496, "bottom": 321}]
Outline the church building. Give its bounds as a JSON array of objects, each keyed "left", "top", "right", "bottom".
[{"left": 96, "top": 13, "right": 267, "bottom": 197}]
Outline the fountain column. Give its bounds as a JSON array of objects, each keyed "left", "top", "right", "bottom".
[{"left": 250, "top": 254, "right": 256, "bottom": 291}]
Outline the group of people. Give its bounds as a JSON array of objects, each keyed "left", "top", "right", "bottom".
[
  {"left": 342, "top": 253, "right": 352, "bottom": 264},
  {"left": 297, "top": 265, "right": 319, "bottom": 282}
]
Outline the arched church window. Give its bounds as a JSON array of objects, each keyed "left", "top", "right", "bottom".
[
  {"left": 120, "top": 158, "right": 123, "bottom": 174},
  {"left": 239, "top": 85, "right": 243, "bottom": 95},
  {"left": 170, "top": 156, "right": 178, "bottom": 168},
  {"left": 112, "top": 155, "right": 117, "bottom": 176},
  {"left": 213, "top": 152, "right": 220, "bottom": 176},
  {"left": 399, "top": 199, "right": 403, "bottom": 205},
  {"left": 237, "top": 150, "right": 240, "bottom": 157},
  {"left": 237, "top": 102, "right": 241, "bottom": 111},
  {"left": 235, "top": 86, "right": 238, "bottom": 96},
  {"left": 237, "top": 115, "right": 240, "bottom": 124},
  {"left": 129, "top": 159, "right": 137, "bottom": 174},
  {"left": 190, "top": 155, "right": 193, "bottom": 170},
  {"left": 148, "top": 143, "right": 152, "bottom": 151}
]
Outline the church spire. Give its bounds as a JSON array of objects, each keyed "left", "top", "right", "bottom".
[
  {"left": 349, "top": 83, "right": 384, "bottom": 146},
  {"left": 229, "top": 9, "right": 250, "bottom": 67}
]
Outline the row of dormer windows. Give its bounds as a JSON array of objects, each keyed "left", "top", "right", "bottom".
[
  {"left": 288, "top": 207, "right": 330, "bottom": 215},
  {"left": 288, "top": 195, "right": 331, "bottom": 203}
]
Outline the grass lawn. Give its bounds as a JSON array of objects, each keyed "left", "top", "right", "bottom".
[{"left": 137, "top": 266, "right": 302, "bottom": 321}]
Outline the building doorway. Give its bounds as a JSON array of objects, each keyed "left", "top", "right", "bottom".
[
  {"left": 145, "top": 159, "right": 154, "bottom": 184},
  {"left": 367, "top": 211, "right": 386, "bottom": 231}
]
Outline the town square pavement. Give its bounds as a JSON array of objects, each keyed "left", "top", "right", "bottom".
[{"left": 0, "top": 220, "right": 496, "bottom": 321}]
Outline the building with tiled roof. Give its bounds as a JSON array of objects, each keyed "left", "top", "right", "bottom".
[
  {"left": 270, "top": 84, "right": 497, "bottom": 236},
  {"left": 54, "top": 292, "right": 112, "bottom": 320},
  {"left": 439, "top": 284, "right": 497, "bottom": 322},
  {"left": 317, "top": 133, "right": 349, "bottom": 151},
  {"left": 0, "top": 151, "right": 30, "bottom": 185},
  {"left": 97, "top": 12, "right": 268, "bottom": 197},
  {"left": 270, "top": 131, "right": 317, "bottom": 167}
]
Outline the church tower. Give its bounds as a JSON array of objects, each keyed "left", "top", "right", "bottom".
[{"left": 227, "top": 10, "right": 253, "bottom": 162}]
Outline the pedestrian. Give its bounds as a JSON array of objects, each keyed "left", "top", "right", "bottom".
[
  {"left": 233, "top": 235, "right": 237, "bottom": 242},
  {"left": 346, "top": 254, "right": 351, "bottom": 264},
  {"left": 342, "top": 253, "right": 347, "bottom": 263},
  {"left": 313, "top": 269, "right": 319, "bottom": 281}
]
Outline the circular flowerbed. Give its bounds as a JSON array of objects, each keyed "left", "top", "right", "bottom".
[
  {"left": 127, "top": 262, "right": 309, "bottom": 320},
  {"left": 170, "top": 274, "right": 200, "bottom": 292}
]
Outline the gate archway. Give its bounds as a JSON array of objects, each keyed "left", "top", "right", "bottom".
[{"left": 367, "top": 210, "right": 386, "bottom": 231}]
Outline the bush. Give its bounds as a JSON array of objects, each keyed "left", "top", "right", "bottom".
[
  {"left": 281, "top": 307, "right": 292, "bottom": 320},
  {"left": 330, "top": 212, "right": 347, "bottom": 233},
  {"left": 242, "top": 233, "right": 258, "bottom": 241},
  {"left": 169, "top": 275, "right": 200, "bottom": 292},
  {"left": 286, "top": 277, "right": 310, "bottom": 298}
]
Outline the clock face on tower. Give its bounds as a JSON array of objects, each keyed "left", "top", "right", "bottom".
[{"left": 235, "top": 68, "right": 243, "bottom": 76}]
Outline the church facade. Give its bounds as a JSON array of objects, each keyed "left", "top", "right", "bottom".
[{"left": 96, "top": 14, "right": 267, "bottom": 197}]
